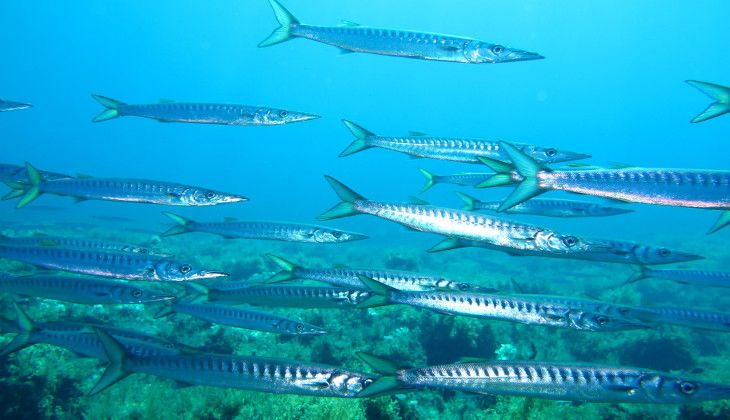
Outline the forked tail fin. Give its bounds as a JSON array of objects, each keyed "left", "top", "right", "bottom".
[
  {"left": 319, "top": 176, "right": 366, "bottom": 220},
  {"left": 258, "top": 0, "right": 300, "bottom": 47},
  {"left": 686, "top": 80, "right": 730, "bottom": 123},
  {"left": 0, "top": 303, "right": 35, "bottom": 357},
  {"left": 265, "top": 254, "right": 301, "bottom": 283},
  {"left": 493, "top": 142, "right": 548, "bottom": 211},
  {"left": 91, "top": 94, "right": 126, "bottom": 122},
  {"left": 161, "top": 212, "right": 194, "bottom": 236},
  {"left": 340, "top": 120, "right": 375, "bottom": 157}
]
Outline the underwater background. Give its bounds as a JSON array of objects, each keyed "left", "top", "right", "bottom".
[{"left": 1, "top": 0, "right": 730, "bottom": 418}]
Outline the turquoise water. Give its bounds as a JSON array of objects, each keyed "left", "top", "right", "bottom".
[{"left": 1, "top": 1, "right": 730, "bottom": 418}]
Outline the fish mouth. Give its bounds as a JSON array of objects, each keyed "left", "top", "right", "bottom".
[
  {"left": 346, "top": 232, "right": 369, "bottom": 242},
  {"left": 673, "top": 253, "right": 705, "bottom": 263},
  {"left": 292, "top": 113, "right": 321, "bottom": 123},
  {"left": 504, "top": 50, "right": 545, "bottom": 62},
  {"left": 195, "top": 270, "right": 229, "bottom": 280},
  {"left": 225, "top": 195, "right": 249, "bottom": 203}
]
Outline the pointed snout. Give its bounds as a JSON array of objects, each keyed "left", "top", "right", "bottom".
[
  {"left": 195, "top": 270, "right": 229, "bottom": 280},
  {"left": 293, "top": 112, "right": 321, "bottom": 123},
  {"left": 505, "top": 50, "right": 545, "bottom": 62}
]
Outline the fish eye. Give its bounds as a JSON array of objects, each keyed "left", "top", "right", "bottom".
[
  {"left": 180, "top": 264, "right": 192, "bottom": 274},
  {"left": 679, "top": 381, "right": 697, "bottom": 395},
  {"left": 279, "top": 110, "right": 289, "bottom": 118},
  {"left": 205, "top": 191, "right": 216, "bottom": 200},
  {"left": 296, "top": 323, "right": 304, "bottom": 332},
  {"left": 491, "top": 45, "right": 504, "bottom": 54},
  {"left": 545, "top": 148, "right": 557, "bottom": 157},
  {"left": 132, "top": 289, "right": 143, "bottom": 298},
  {"left": 562, "top": 236, "right": 578, "bottom": 247},
  {"left": 458, "top": 283, "right": 471, "bottom": 291},
  {"left": 138, "top": 248, "right": 148, "bottom": 254},
  {"left": 658, "top": 248, "right": 671, "bottom": 257},
  {"left": 595, "top": 316, "right": 608, "bottom": 325}
]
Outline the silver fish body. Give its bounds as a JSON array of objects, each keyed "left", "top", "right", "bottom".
[
  {"left": 630, "top": 267, "right": 730, "bottom": 288},
  {"left": 370, "top": 360, "right": 730, "bottom": 403},
  {"left": 265, "top": 254, "right": 488, "bottom": 292},
  {"left": 164, "top": 301, "right": 326, "bottom": 335},
  {"left": 458, "top": 194, "right": 633, "bottom": 218},
  {"left": 0, "top": 244, "right": 227, "bottom": 281},
  {"left": 161, "top": 213, "right": 366, "bottom": 243},
  {"left": 91, "top": 94, "right": 318, "bottom": 125},
  {"left": 340, "top": 120, "right": 588, "bottom": 164},
  {"left": 629, "top": 306, "right": 730, "bottom": 332},
  {"left": 0, "top": 235, "right": 169, "bottom": 257},
  {"left": 207, "top": 284, "right": 373, "bottom": 308},
  {"left": 0, "top": 274, "right": 175, "bottom": 304},
  {"left": 260, "top": 0, "right": 542, "bottom": 64},
  {"left": 0, "top": 99, "right": 32, "bottom": 112}
]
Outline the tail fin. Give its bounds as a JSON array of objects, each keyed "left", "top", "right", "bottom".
[
  {"left": 419, "top": 169, "right": 436, "bottom": 193},
  {"left": 475, "top": 157, "right": 519, "bottom": 189},
  {"left": 356, "top": 275, "right": 395, "bottom": 308},
  {"left": 354, "top": 352, "right": 407, "bottom": 397},
  {"left": 456, "top": 192, "right": 478, "bottom": 211},
  {"left": 15, "top": 163, "right": 43, "bottom": 208},
  {"left": 265, "top": 254, "right": 300, "bottom": 283},
  {"left": 624, "top": 266, "right": 649, "bottom": 284},
  {"left": 494, "top": 142, "right": 547, "bottom": 211},
  {"left": 339, "top": 120, "right": 375, "bottom": 157},
  {"left": 686, "top": 80, "right": 730, "bottom": 123},
  {"left": 91, "top": 94, "right": 126, "bottom": 122},
  {"left": 2, "top": 180, "right": 26, "bottom": 201},
  {"left": 161, "top": 212, "right": 193, "bottom": 236},
  {"left": 707, "top": 211, "right": 730, "bottom": 235},
  {"left": 89, "top": 328, "right": 131, "bottom": 395},
  {"left": 0, "top": 303, "right": 35, "bottom": 357},
  {"left": 319, "top": 176, "right": 365, "bottom": 220},
  {"left": 182, "top": 282, "right": 209, "bottom": 301},
  {"left": 258, "top": 0, "right": 300, "bottom": 48}
]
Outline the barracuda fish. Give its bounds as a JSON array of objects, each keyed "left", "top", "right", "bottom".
[
  {"left": 0, "top": 163, "right": 70, "bottom": 182},
  {"left": 90, "top": 94, "right": 319, "bottom": 125},
  {"left": 483, "top": 142, "right": 730, "bottom": 233},
  {"left": 419, "top": 169, "right": 493, "bottom": 192},
  {"left": 2, "top": 163, "right": 247, "bottom": 208},
  {"left": 0, "top": 304, "right": 192, "bottom": 359},
  {"left": 625, "top": 266, "right": 730, "bottom": 288},
  {"left": 265, "top": 254, "right": 493, "bottom": 292},
  {"left": 156, "top": 301, "right": 326, "bottom": 335},
  {"left": 161, "top": 212, "right": 366, "bottom": 243},
  {"left": 432, "top": 237, "right": 702, "bottom": 265},
  {"left": 319, "top": 176, "right": 701, "bottom": 264},
  {"left": 457, "top": 192, "right": 634, "bottom": 218},
  {"left": 0, "top": 99, "right": 32, "bottom": 112},
  {"left": 89, "top": 328, "right": 377, "bottom": 396},
  {"left": 357, "top": 277, "right": 648, "bottom": 332},
  {"left": 356, "top": 353, "right": 730, "bottom": 403},
  {"left": 686, "top": 80, "right": 730, "bottom": 123},
  {"left": 339, "top": 120, "right": 589, "bottom": 164},
  {"left": 0, "top": 244, "right": 227, "bottom": 281},
  {"left": 259, "top": 0, "right": 543, "bottom": 63},
  {"left": 629, "top": 306, "right": 730, "bottom": 332},
  {"left": 0, "top": 234, "right": 170, "bottom": 257},
  {"left": 192, "top": 282, "right": 374, "bottom": 308},
  {"left": 0, "top": 274, "right": 175, "bottom": 304}
]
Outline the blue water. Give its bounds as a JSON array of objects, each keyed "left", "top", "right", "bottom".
[{"left": 2, "top": 1, "right": 730, "bottom": 418}]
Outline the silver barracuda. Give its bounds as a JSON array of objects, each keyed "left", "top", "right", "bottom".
[
  {"left": 0, "top": 304, "right": 192, "bottom": 359},
  {"left": 2, "top": 163, "right": 246, "bottom": 208},
  {"left": 0, "top": 235, "right": 170, "bottom": 257},
  {"left": 457, "top": 192, "right": 634, "bottom": 218},
  {"left": 686, "top": 80, "right": 730, "bottom": 123},
  {"left": 0, "top": 274, "right": 175, "bottom": 304},
  {"left": 356, "top": 353, "right": 730, "bottom": 403},
  {"left": 482, "top": 142, "right": 730, "bottom": 234},
  {"left": 90, "top": 94, "right": 319, "bottom": 125},
  {"left": 259, "top": 0, "right": 543, "bottom": 64},
  {"left": 319, "top": 176, "right": 701, "bottom": 264},
  {"left": 155, "top": 301, "right": 326, "bottom": 336},
  {"left": 357, "top": 277, "right": 648, "bottom": 332},
  {"left": 0, "top": 244, "right": 227, "bottom": 281},
  {"left": 339, "top": 120, "right": 589, "bottom": 164},
  {"left": 626, "top": 266, "right": 730, "bottom": 288},
  {"left": 0, "top": 99, "right": 32, "bottom": 112},
  {"left": 627, "top": 306, "right": 730, "bottom": 332},
  {"left": 193, "top": 282, "right": 374, "bottom": 309},
  {"left": 419, "top": 169, "right": 494, "bottom": 192},
  {"left": 161, "top": 212, "right": 366, "bottom": 244},
  {"left": 0, "top": 163, "right": 70, "bottom": 182},
  {"left": 265, "top": 254, "right": 493, "bottom": 292},
  {"left": 89, "top": 328, "right": 378, "bottom": 397},
  {"left": 432, "top": 237, "right": 702, "bottom": 265}
]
